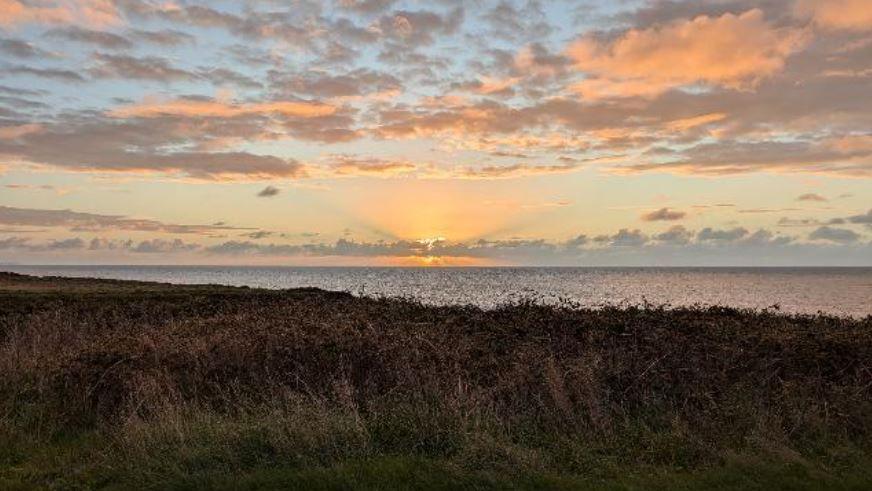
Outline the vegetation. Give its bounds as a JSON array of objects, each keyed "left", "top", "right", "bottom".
[{"left": 1, "top": 271, "right": 871, "bottom": 490}]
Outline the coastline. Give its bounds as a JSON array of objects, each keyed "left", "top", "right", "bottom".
[
  {"left": 3, "top": 265, "right": 871, "bottom": 318},
  {"left": 1, "top": 272, "right": 871, "bottom": 489}
]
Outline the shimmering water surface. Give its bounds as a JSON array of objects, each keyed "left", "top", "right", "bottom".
[{"left": 3, "top": 266, "right": 871, "bottom": 317}]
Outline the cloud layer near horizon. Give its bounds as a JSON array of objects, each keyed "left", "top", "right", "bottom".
[{"left": 1, "top": 204, "right": 870, "bottom": 265}]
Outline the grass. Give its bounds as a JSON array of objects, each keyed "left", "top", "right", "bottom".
[{"left": 0, "top": 271, "right": 870, "bottom": 489}]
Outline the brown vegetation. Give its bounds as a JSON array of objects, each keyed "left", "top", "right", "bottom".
[{"left": 1, "top": 271, "right": 871, "bottom": 488}]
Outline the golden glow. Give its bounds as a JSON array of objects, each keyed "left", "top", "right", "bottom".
[
  {"left": 417, "top": 237, "right": 446, "bottom": 248},
  {"left": 386, "top": 255, "right": 494, "bottom": 267},
  {"left": 347, "top": 182, "right": 514, "bottom": 242}
]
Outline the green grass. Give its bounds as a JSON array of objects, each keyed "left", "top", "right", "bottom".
[
  {"left": 2, "top": 409, "right": 871, "bottom": 490},
  {"left": 4, "top": 441, "right": 871, "bottom": 491}
]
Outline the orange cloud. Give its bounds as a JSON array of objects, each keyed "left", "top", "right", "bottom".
[
  {"left": 795, "top": 0, "right": 872, "bottom": 31},
  {"left": 458, "top": 161, "right": 579, "bottom": 179},
  {"left": 570, "top": 77, "right": 668, "bottom": 100},
  {"left": 327, "top": 156, "right": 418, "bottom": 177},
  {"left": 109, "top": 98, "right": 337, "bottom": 119},
  {"left": 825, "top": 134, "right": 872, "bottom": 153},
  {"left": 665, "top": 113, "right": 727, "bottom": 132},
  {"left": 0, "top": 123, "right": 42, "bottom": 139},
  {"left": 567, "top": 9, "right": 807, "bottom": 97},
  {"left": 0, "top": 0, "right": 120, "bottom": 28}
]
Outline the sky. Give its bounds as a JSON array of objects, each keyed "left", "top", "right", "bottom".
[{"left": 0, "top": 0, "right": 870, "bottom": 266}]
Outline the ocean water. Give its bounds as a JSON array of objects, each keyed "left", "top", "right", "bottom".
[{"left": 3, "top": 265, "right": 871, "bottom": 317}]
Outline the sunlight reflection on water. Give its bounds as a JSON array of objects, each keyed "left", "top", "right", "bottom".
[{"left": 4, "top": 266, "right": 871, "bottom": 317}]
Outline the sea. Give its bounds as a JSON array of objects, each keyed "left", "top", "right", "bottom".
[{"left": 2, "top": 266, "right": 871, "bottom": 318}]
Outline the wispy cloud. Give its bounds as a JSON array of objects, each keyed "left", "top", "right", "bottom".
[{"left": 0, "top": 205, "right": 253, "bottom": 235}]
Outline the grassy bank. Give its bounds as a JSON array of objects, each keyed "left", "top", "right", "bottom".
[{"left": 1, "top": 272, "right": 871, "bottom": 489}]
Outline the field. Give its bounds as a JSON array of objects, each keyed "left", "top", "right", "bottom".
[{"left": 1, "top": 271, "right": 871, "bottom": 490}]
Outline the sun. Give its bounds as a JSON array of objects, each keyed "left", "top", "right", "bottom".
[
  {"left": 419, "top": 255, "right": 445, "bottom": 266},
  {"left": 386, "top": 254, "right": 494, "bottom": 267},
  {"left": 417, "top": 236, "right": 446, "bottom": 248}
]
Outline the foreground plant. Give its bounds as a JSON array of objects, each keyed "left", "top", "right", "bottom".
[{"left": 1, "top": 272, "right": 870, "bottom": 489}]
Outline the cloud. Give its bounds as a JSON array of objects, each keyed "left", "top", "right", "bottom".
[
  {"left": 620, "top": 138, "right": 872, "bottom": 177},
  {"left": 743, "top": 228, "right": 794, "bottom": 246},
  {"left": 89, "top": 53, "right": 194, "bottom": 81},
  {"left": 565, "top": 234, "right": 588, "bottom": 248},
  {"left": 0, "top": 236, "right": 30, "bottom": 249},
  {"left": 374, "top": 100, "right": 527, "bottom": 139},
  {"left": 778, "top": 217, "right": 826, "bottom": 227},
  {"left": 4, "top": 183, "right": 53, "bottom": 190},
  {"left": 4, "top": 183, "right": 70, "bottom": 195},
  {"left": 697, "top": 227, "right": 749, "bottom": 242},
  {"left": 0, "top": 0, "right": 868, "bottom": 192},
  {"left": 0, "top": 84, "right": 44, "bottom": 97},
  {"left": 328, "top": 156, "right": 416, "bottom": 177},
  {"left": 0, "top": 123, "right": 42, "bottom": 138},
  {"left": 86, "top": 237, "right": 198, "bottom": 253},
  {"left": 567, "top": 9, "right": 806, "bottom": 97},
  {"left": 197, "top": 68, "right": 263, "bottom": 90},
  {"left": 0, "top": 37, "right": 48, "bottom": 58},
  {"left": 121, "top": 2, "right": 321, "bottom": 47},
  {"left": 0, "top": 106, "right": 316, "bottom": 179},
  {"left": 43, "top": 237, "right": 85, "bottom": 250},
  {"left": 338, "top": 0, "right": 397, "bottom": 15},
  {"left": 0, "top": 0, "right": 120, "bottom": 28},
  {"left": 3, "top": 223, "right": 867, "bottom": 266},
  {"left": 654, "top": 225, "right": 693, "bottom": 245},
  {"left": 5, "top": 65, "right": 85, "bottom": 82},
  {"left": 847, "top": 209, "right": 872, "bottom": 225},
  {"left": 809, "top": 225, "right": 861, "bottom": 243},
  {"left": 45, "top": 26, "right": 132, "bottom": 49},
  {"left": 129, "top": 29, "right": 195, "bottom": 46},
  {"left": 641, "top": 207, "right": 686, "bottom": 222},
  {"left": 594, "top": 228, "right": 649, "bottom": 247},
  {"left": 454, "top": 76, "right": 518, "bottom": 97},
  {"left": 88, "top": 237, "right": 131, "bottom": 250},
  {"left": 514, "top": 43, "right": 571, "bottom": 79},
  {"left": 257, "top": 185, "right": 280, "bottom": 197},
  {"left": 375, "top": 8, "right": 465, "bottom": 46},
  {"left": 483, "top": 1, "right": 552, "bottom": 43},
  {"left": 131, "top": 238, "right": 200, "bottom": 253},
  {"left": 665, "top": 113, "right": 728, "bottom": 132},
  {"left": 0, "top": 236, "right": 84, "bottom": 251},
  {"left": 268, "top": 69, "right": 401, "bottom": 99},
  {"left": 189, "top": 231, "right": 870, "bottom": 266},
  {"left": 458, "top": 161, "right": 580, "bottom": 179},
  {"left": 242, "top": 230, "right": 273, "bottom": 239},
  {"left": 739, "top": 208, "right": 801, "bottom": 214},
  {"left": 794, "top": 0, "right": 872, "bottom": 31},
  {"left": 797, "top": 193, "right": 827, "bottom": 202},
  {"left": 110, "top": 97, "right": 336, "bottom": 119},
  {"left": 0, "top": 205, "right": 252, "bottom": 235},
  {"left": 204, "top": 237, "right": 562, "bottom": 260},
  {"left": 0, "top": 95, "right": 47, "bottom": 111}
]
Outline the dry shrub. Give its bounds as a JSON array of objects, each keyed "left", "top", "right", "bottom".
[{"left": 1, "top": 274, "right": 871, "bottom": 474}]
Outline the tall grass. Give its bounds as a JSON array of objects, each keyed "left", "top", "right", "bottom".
[{"left": 1, "top": 272, "right": 871, "bottom": 488}]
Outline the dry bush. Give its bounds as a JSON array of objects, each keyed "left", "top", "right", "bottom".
[{"left": 1, "top": 273, "right": 871, "bottom": 478}]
